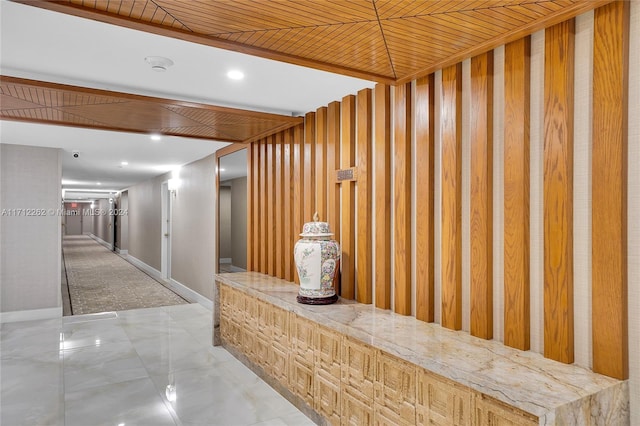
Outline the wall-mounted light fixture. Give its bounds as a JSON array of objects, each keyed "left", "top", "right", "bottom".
[
  {"left": 168, "top": 178, "right": 179, "bottom": 192},
  {"left": 168, "top": 167, "right": 181, "bottom": 193}
]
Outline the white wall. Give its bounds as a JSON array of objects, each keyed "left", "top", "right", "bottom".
[
  {"left": 127, "top": 174, "right": 164, "bottom": 270},
  {"left": 171, "top": 155, "right": 217, "bottom": 299},
  {"left": 126, "top": 153, "right": 218, "bottom": 300},
  {"left": 0, "top": 144, "right": 61, "bottom": 318}
]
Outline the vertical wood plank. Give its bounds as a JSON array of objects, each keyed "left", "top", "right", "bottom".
[
  {"left": 316, "top": 107, "right": 328, "bottom": 222},
  {"left": 304, "top": 112, "right": 316, "bottom": 223},
  {"left": 394, "top": 82, "right": 412, "bottom": 316},
  {"left": 356, "top": 88, "right": 373, "bottom": 304},
  {"left": 441, "top": 64, "right": 463, "bottom": 330},
  {"left": 415, "top": 75, "right": 435, "bottom": 322},
  {"left": 327, "top": 101, "right": 341, "bottom": 292},
  {"left": 267, "top": 137, "right": 276, "bottom": 277},
  {"left": 374, "top": 84, "right": 391, "bottom": 310},
  {"left": 592, "top": 0, "right": 629, "bottom": 380},
  {"left": 504, "top": 38, "right": 531, "bottom": 350},
  {"left": 283, "top": 129, "right": 294, "bottom": 282},
  {"left": 341, "top": 95, "right": 356, "bottom": 300},
  {"left": 274, "top": 133, "right": 284, "bottom": 279},
  {"left": 260, "top": 140, "right": 268, "bottom": 274},
  {"left": 544, "top": 20, "right": 574, "bottom": 364},
  {"left": 247, "top": 143, "right": 254, "bottom": 271},
  {"left": 252, "top": 142, "right": 261, "bottom": 271},
  {"left": 470, "top": 52, "right": 494, "bottom": 339},
  {"left": 215, "top": 154, "right": 221, "bottom": 274},
  {"left": 293, "top": 125, "right": 304, "bottom": 284}
]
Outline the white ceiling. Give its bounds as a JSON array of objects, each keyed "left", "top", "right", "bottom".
[{"left": 0, "top": 0, "right": 375, "bottom": 199}]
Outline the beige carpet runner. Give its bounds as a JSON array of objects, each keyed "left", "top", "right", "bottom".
[{"left": 62, "top": 235, "right": 187, "bottom": 315}]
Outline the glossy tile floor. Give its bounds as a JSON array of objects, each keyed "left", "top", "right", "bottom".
[{"left": 1, "top": 303, "right": 314, "bottom": 426}]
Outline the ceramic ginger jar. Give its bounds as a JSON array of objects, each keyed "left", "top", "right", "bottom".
[{"left": 294, "top": 213, "right": 339, "bottom": 305}]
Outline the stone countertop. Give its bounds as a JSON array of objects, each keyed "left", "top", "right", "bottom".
[{"left": 215, "top": 272, "right": 628, "bottom": 425}]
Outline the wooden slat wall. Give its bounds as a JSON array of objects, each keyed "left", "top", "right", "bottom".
[
  {"left": 259, "top": 141, "right": 268, "bottom": 274},
  {"left": 374, "top": 85, "right": 392, "bottom": 310},
  {"left": 543, "top": 20, "right": 575, "bottom": 365},
  {"left": 247, "top": 144, "right": 260, "bottom": 271},
  {"left": 340, "top": 95, "right": 356, "bottom": 300},
  {"left": 246, "top": 146, "right": 254, "bottom": 271},
  {"left": 393, "top": 83, "right": 413, "bottom": 316},
  {"left": 292, "top": 125, "right": 304, "bottom": 284},
  {"left": 303, "top": 113, "right": 316, "bottom": 223},
  {"left": 327, "top": 101, "right": 341, "bottom": 251},
  {"left": 415, "top": 75, "right": 435, "bottom": 323},
  {"left": 503, "top": 38, "right": 531, "bottom": 351},
  {"left": 274, "top": 134, "right": 283, "bottom": 279},
  {"left": 469, "top": 52, "right": 494, "bottom": 340},
  {"left": 592, "top": 0, "right": 629, "bottom": 380},
  {"left": 440, "top": 64, "right": 463, "bottom": 330},
  {"left": 283, "top": 130, "right": 294, "bottom": 282},
  {"left": 266, "top": 138, "right": 276, "bottom": 277},
  {"left": 242, "top": 2, "right": 631, "bottom": 379},
  {"left": 315, "top": 107, "right": 328, "bottom": 222},
  {"left": 356, "top": 89, "right": 373, "bottom": 304}
]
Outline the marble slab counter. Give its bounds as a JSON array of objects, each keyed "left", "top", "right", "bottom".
[{"left": 214, "top": 272, "right": 629, "bottom": 425}]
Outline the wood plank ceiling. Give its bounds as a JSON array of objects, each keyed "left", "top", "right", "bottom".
[
  {"left": 16, "top": 0, "right": 611, "bottom": 83},
  {"left": 0, "top": 76, "right": 302, "bottom": 143},
  {"left": 3, "top": 0, "right": 611, "bottom": 140}
]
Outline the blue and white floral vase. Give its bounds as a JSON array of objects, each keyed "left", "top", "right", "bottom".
[{"left": 294, "top": 212, "right": 339, "bottom": 305}]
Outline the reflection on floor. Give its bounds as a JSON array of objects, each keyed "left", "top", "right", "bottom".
[{"left": 0, "top": 303, "right": 314, "bottom": 426}]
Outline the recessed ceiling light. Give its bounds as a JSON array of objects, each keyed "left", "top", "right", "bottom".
[
  {"left": 144, "top": 56, "right": 174, "bottom": 72},
  {"left": 121, "top": 161, "right": 129, "bottom": 166},
  {"left": 219, "top": 168, "right": 226, "bottom": 172},
  {"left": 150, "top": 134, "right": 162, "bottom": 141},
  {"left": 96, "top": 182, "right": 102, "bottom": 185},
  {"left": 227, "top": 70, "right": 244, "bottom": 80}
]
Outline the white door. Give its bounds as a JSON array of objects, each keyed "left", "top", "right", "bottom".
[{"left": 161, "top": 182, "right": 172, "bottom": 280}]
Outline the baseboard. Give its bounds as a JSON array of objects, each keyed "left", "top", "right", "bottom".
[
  {"left": 229, "top": 265, "right": 247, "bottom": 273},
  {"left": 88, "top": 233, "right": 113, "bottom": 251},
  {"left": 125, "top": 255, "right": 212, "bottom": 310},
  {"left": 0, "top": 306, "right": 62, "bottom": 323},
  {"left": 116, "top": 248, "right": 128, "bottom": 255},
  {"left": 169, "top": 278, "right": 213, "bottom": 310},
  {"left": 126, "top": 254, "right": 163, "bottom": 281}
]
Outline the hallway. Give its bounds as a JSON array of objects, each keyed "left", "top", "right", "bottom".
[
  {"left": 0, "top": 303, "right": 313, "bottom": 425},
  {"left": 62, "top": 235, "right": 187, "bottom": 315}
]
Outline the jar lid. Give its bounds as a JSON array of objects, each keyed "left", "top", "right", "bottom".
[{"left": 299, "top": 212, "right": 334, "bottom": 237}]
